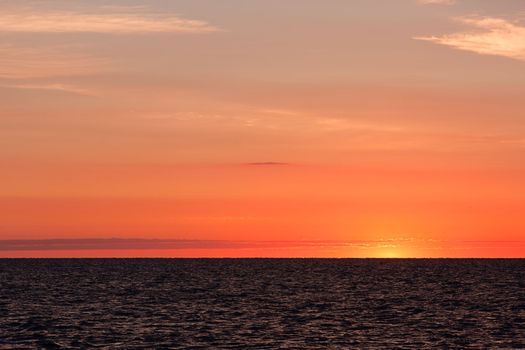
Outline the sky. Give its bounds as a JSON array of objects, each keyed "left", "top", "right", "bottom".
[{"left": 1, "top": 0, "right": 525, "bottom": 257}]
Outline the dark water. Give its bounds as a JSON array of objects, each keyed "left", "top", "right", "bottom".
[{"left": 1, "top": 259, "right": 525, "bottom": 349}]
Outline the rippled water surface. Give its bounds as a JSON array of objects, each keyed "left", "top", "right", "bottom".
[{"left": 1, "top": 259, "right": 525, "bottom": 349}]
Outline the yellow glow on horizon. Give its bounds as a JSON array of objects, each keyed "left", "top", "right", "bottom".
[{"left": 373, "top": 245, "right": 408, "bottom": 258}]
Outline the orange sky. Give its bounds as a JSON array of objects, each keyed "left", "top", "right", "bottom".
[{"left": 1, "top": 0, "right": 525, "bottom": 257}]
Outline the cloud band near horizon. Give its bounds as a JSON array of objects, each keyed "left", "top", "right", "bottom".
[
  {"left": 0, "top": 238, "right": 524, "bottom": 252},
  {"left": 0, "top": 10, "right": 220, "bottom": 34}
]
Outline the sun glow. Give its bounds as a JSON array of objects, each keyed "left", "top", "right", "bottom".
[{"left": 374, "top": 245, "right": 406, "bottom": 258}]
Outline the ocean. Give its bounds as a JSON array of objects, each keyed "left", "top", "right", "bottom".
[{"left": 1, "top": 259, "right": 524, "bottom": 349}]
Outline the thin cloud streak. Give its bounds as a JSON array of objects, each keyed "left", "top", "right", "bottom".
[
  {"left": 415, "top": 17, "right": 525, "bottom": 61},
  {"left": 0, "top": 239, "right": 397, "bottom": 251},
  {"left": 0, "top": 44, "right": 109, "bottom": 79},
  {"left": 0, "top": 10, "right": 220, "bottom": 34},
  {"left": 2, "top": 83, "right": 96, "bottom": 96},
  {"left": 1, "top": 239, "right": 524, "bottom": 252},
  {"left": 0, "top": 239, "right": 355, "bottom": 251},
  {"left": 0, "top": 239, "right": 242, "bottom": 251}
]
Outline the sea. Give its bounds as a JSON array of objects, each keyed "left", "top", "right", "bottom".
[{"left": 1, "top": 259, "right": 524, "bottom": 349}]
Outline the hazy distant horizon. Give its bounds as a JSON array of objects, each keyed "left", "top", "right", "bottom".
[{"left": 1, "top": 238, "right": 524, "bottom": 258}]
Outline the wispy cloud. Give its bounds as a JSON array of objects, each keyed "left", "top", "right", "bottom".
[
  {"left": 415, "top": 17, "right": 525, "bottom": 61},
  {"left": 1, "top": 83, "right": 96, "bottom": 96},
  {"left": 0, "top": 44, "right": 108, "bottom": 79},
  {"left": 0, "top": 10, "right": 220, "bottom": 34}
]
